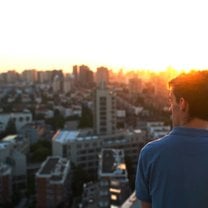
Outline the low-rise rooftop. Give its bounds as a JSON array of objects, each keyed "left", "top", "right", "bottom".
[
  {"left": 36, "top": 156, "right": 70, "bottom": 182},
  {"left": 52, "top": 130, "right": 98, "bottom": 144},
  {"left": 99, "top": 149, "right": 127, "bottom": 177}
]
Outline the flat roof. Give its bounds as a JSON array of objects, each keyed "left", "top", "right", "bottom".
[
  {"left": 54, "top": 130, "right": 98, "bottom": 144},
  {"left": 54, "top": 130, "right": 80, "bottom": 143},
  {"left": 40, "top": 157, "right": 60, "bottom": 175}
]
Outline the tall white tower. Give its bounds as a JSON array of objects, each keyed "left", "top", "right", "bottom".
[{"left": 93, "top": 82, "right": 116, "bottom": 135}]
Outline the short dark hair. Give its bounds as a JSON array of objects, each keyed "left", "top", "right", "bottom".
[{"left": 169, "top": 70, "right": 208, "bottom": 120}]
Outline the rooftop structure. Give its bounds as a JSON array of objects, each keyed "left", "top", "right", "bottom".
[
  {"left": 99, "top": 149, "right": 127, "bottom": 178},
  {"left": 36, "top": 156, "right": 71, "bottom": 208},
  {"left": 98, "top": 149, "right": 131, "bottom": 208}
]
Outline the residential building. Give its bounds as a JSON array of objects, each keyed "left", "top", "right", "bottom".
[
  {"left": 63, "top": 76, "right": 71, "bottom": 94},
  {"left": 52, "top": 75, "right": 62, "bottom": 93},
  {"left": 79, "top": 65, "right": 94, "bottom": 88},
  {"left": 22, "top": 69, "right": 38, "bottom": 83},
  {"left": 96, "top": 67, "right": 109, "bottom": 85},
  {"left": 35, "top": 156, "right": 71, "bottom": 208},
  {"left": 93, "top": 83, "right": 117, "bottom": 135},
  {"left": 0, "top": 111, "right": 32, "bottom": 133},
  {"left": 0, "top": 136, "right": 27, "bottom": 191},
  {"left": 52, "top": 129, "right": 146, "bottom": 178}
]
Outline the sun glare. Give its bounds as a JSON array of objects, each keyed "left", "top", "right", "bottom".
[{"left": 0, "top": 0, "right": 208, "bottom": 73}]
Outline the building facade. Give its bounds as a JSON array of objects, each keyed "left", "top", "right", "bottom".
[
  {"left": 36, "top": 156, "right": 71, "bottom": 208},
  {"left": 0, "top": 111, "right": 32, "bottom": 133},
  {"left": 93, "top": 84, "right": 117, "bottom": 135},
  {"left": 52, "top": 129, "right": 146, "bottom": 177}
]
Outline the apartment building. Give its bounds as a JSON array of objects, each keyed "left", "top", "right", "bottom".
[
  {"left": 95, "top": 67, "right": 109, "bottom": 85},
  {"left": 0, "top": 111, "right": 32, "bottom": 133},
  {"left": 35, "top": 156, "right": 71, "bottom": 208},
  {"left": 93, "top": 83, "right": 117, "bottom": 135},
  {"left": 0, "top": 136, "right": 27, "bottom": 191},
  {"left": 52, "top": 129, "right": 146, "bottom": 177}
]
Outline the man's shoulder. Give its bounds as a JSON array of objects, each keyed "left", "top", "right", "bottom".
[{"left": 141, "top": 134, "right": 171, "bottom": 156}]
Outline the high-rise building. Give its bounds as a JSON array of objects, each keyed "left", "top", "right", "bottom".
[
  {"left": 35, "top": 156, "right": 71, "bottom": 208},
  {"left": 52, "top": 75, "right": 62, "bottom": 93},
  {"left": 6, "top": 70, "right": 20, "bottom": 83},
  {"left": 79, "top": 65, "right": 94, "bottom": 88},
  {"left": 63, "top": 76, "right": 71, "bottom": 94},
  {"left": 72, "top": 65, "right": 78, "bottom": 81},
  {"left": 96, "top": 67, "right": 109, "bottom": 85},
  {"left": 93, "top": 83, "right": 116, "bottom": 135},
  {"left": 22, "top": 69, "right": 38, "bottom": 83}
]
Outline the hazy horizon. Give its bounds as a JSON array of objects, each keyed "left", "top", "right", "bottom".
[{"left": 1, "top": 0, "right": 208, "bottom": 73}]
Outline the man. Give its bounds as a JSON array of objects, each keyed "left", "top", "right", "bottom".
[{"left": 135, "top": 70, "right": 208, "bottom": 208}]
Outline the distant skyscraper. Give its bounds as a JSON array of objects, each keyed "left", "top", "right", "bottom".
[
  {"left": 63, "top": 76, "right": 71, "bottom": 94},
  {"left": 22, "top": 69, "right": 38, "bottom": 83},
  {"left": 72, "top": 65, "right": 78, "bottom": 81},
  {"left": 96, "top": 67, "right": 109, "bottom": 85},
  {"left": 93, "top": 83, "right": 116, "bottom": 135},
  {"left": 79, "top": 65, "right": 94, "bottom": 88},
  {"left": 52, "top": 75, "right": 62, "bottom": 93}
]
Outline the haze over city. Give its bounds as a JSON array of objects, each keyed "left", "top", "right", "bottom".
[{"left": 1, "top": 0, "right": 208, "bottom": 73}]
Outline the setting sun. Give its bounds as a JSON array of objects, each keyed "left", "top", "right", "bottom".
[{"left": 0, "top": 0, "right": 208, "bottom": 73}]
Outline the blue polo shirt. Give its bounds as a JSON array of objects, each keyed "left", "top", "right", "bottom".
[{"left": 135, "top": 127, "right": 208, "bottom": 208}]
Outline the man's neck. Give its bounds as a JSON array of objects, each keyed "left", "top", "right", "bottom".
[{"left": 183, "top": 118, "right": 208, "bottom": 130}]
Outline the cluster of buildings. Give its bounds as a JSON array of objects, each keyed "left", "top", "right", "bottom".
[{"left": 0, "top": 67, "right": 171, "bottom": 207}]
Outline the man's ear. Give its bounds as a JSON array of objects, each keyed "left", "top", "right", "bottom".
[{"left": 179, "top": 97, "right": 188, "bottom": 112}]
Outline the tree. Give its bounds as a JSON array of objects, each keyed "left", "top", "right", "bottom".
[
  {"left": 4, "top": 118, "right": 17, "bottom": 135},
  {"left": 45, "top": 109, "right": 65, "bottom": 130},
  {"left": 79, "top": 105, "right": 93, "bottom": 128},
  {"left": 30, "top": 140, "right": 51, "bottom": 162}
]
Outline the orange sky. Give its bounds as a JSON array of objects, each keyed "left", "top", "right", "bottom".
[{"left": 1, "top": 0, "right": 208, "bottom": 73}]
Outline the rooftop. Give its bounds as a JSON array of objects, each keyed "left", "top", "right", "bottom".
[
  {"left": 100, "top": 149, "right": 127, "bottom": 177},
  {"left": 53, "top": 130, "right": 98, "bottom": 144},
  {"left": 36, "top": 156, "right": 70, "bottom": 182}
]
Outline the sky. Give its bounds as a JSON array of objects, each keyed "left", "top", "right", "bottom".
[{"left": 0, "top": 0, "right": 208, "bottom": 73}]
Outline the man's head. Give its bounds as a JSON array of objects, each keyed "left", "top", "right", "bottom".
[{"left": 168, "top": 70, "right": 208, "bottom": 127}]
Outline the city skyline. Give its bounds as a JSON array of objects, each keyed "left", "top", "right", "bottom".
[{"left": 1, "top": 0, "right": 208, "bottom": 73}]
